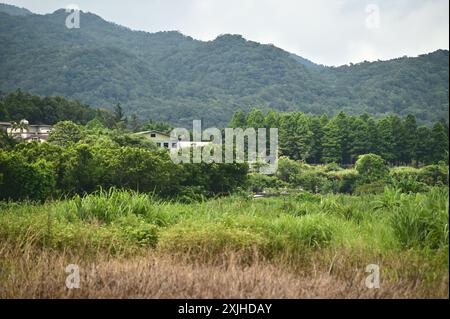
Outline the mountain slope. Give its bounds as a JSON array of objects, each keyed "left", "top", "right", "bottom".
[
  {"left": 0, "top": 5, "right": 448, "bottom": 126},
  {"left": 0, "top": 3, "right": 31, "bottom": 16}
]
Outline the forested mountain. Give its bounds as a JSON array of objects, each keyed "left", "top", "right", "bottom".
[
  {"left": 0, "top": 3, "right": 31, "bottom": 16},
  {"left": 0, "top": 4, "right": 448, "bottom": 127}
]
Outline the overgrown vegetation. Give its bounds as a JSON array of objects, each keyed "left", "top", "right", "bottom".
[
  {"left": 0, "top": 187, "right": 448, "bottom": 297},
  {"left": 247, "top": 156, "right": 448, "bottom": 196}
]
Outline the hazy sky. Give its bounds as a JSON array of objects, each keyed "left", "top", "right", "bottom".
[{"left": 2, "top": 0, "right": 449, "bottom": 65}]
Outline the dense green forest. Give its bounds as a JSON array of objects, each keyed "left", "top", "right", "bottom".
[
  {"left": 1, "top": 114, "right": 448, "bottom": 202},
  {"left": 0, "top": 90, "right": 115, "bottom": 125},
  {"left": 0, "top": 120, "right": 248, "bottom": 202},
  {"left": 0, "top": 90, "right": 172, "bottom": 133},
  {"left": 231, "top": 109, "right": 449, "bottom": 166},
  {"left": 0, "top": 4, "right": 448, "bottom": 127}
]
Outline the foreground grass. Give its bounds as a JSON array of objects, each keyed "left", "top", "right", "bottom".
[
  {"left": 1, "top": 245, "right": 447, "bottom": 298},
  {"left": 0, "top": 187, "right": 448, "bottom": 298}
]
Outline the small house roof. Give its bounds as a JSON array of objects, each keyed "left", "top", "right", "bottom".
[{"left": 135, "top": 130, "right": 171, "bottom": 137}]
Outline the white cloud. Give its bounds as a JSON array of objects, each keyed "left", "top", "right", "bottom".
[{"left": 2, "top": 0, "right": 448, "bottom": 65}]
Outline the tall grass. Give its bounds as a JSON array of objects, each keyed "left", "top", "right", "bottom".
[
  {"left": 0, "top": 187, "right": 448, "bottom": 298},
  {"left": 390, "top": 187, "right": 449, "bottom": 249},
  {"left": 0, "top": 187, "right": 448, "bottom": 259}
]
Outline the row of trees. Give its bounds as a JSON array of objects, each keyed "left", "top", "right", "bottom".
[
  {"left": 0, "top": 121, "right": 248, "bottom": 202},
  {"left": 230, "top": 109, "right": 449, "bottom": 165},
  {"left": 0, "top": 91, "right": 175, "bottom": 136},
  {"left": 0, "top": 90, "right": 117, "bottom": 125}
]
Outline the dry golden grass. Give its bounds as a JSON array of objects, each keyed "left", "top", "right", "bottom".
[{"left": 0, "top": 244, "right": 447, "bottom": 299}]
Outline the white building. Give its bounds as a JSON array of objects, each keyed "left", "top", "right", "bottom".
[
  {"left": 0, "top": 120, "right": 53, "bottom": 143},
  {"left": 134, "top": 130, "right": 178, "bottom": 149},
  {"left": 135, "top": 130, "right": 212, "bottom": 150}
]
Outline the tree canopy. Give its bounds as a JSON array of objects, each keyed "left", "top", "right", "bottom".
[{"left": 232, "top": 109, "right": 448, "bottom": 166}]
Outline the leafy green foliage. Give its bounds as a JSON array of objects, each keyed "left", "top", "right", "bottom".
[
  {"left": 355, "top": 154, "right": 388, "bottom": 184},
  {"left": 247, "top": 173, "right": 287, "bottom": 193},
  {"left": 234, "top": 109, "right": 448, "bottom": 165},
  {"left": 0, "top": 90, "right": 113, "bottom": 125},
  {"left": 390, "top": 165, "right": 449, "bottom": 187},
  {"left": 0, "top": 151, "right": 56, "bottom": 201},
  {"left": 0, "top": 122, "right": 248, "bottom": 201},
  {"left": 48, "top": 121, "right": 84, "bottom": 145}
]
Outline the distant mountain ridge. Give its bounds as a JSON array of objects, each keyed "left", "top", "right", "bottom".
[
  {"left": 0, "top": 3, "right": 31, "bottom": 16},
  {"left": 0, "top": 3, "right": 448, "bottom": 126}
]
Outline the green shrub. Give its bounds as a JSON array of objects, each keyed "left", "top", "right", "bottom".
[
  {"left": 373, "top": 187, "right": 405, "bottom": 210},
  {"left": 323, "top": 163, "right": 343, "bottom": 172},
  {"left": 113, "top": 215, "right": 159, "bottom": 247},
  {"left": 0, "top": 151, "right": 56, "bottom": 202},
  {"left": 389, "top": 166, "right": 421, "bottom": 181},
  {"left": 247, "top": 173, "right": 287, "bottom": 193},
  {"left": 390, "top": 165, "right": 449, "bottom": 187},
  {"left": 355, "top": 154, "right": 388, "bottom": 184},
  {"left": 326, "top": 169, "right": 359, "bottom": 194},
  {"left": 418, "top": 165, "right": 449, "bottom": 186},
  {"left": 389, "top": 176, "right": 429, "bottom": 193},
  {"left": 275, "top": 156, "right": 304, "bottom": 183},
  {"left": 292, "top": 171, "right": 332, "bottom": 194},
  {"left": 390, "top": 188, "right": 449, "bottom": 249}
]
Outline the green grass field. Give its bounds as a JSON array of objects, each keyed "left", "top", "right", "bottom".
[{"left": 0, "top": 187, "right": 448, "bottom": 298}]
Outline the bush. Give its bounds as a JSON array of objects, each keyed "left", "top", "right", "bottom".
[
  {"left": 0, "top": 151, "right": 56, "bottom": 201},
  {"left": 247, "top": 173, "right": 287, "bottom": 193},
  {"left": 389, "top": 176, "right": 429, "bottom": 193},
  {"left": 390, "top": 188, "right": 449, "bottom": 249},
  {"left": 292, "top": 170, "right": 332, "bottom": 194},
  {"left": 275, "top": 156, "right": 303, "bottom": 183},
  {"left": 323, "top": 163, "right": 343, "bottom": 172},
  {"left": 114, "top": 215, "right": 159, "bottom": 247},
  {"left": 389, "top": 166, "right": 421, "bottom": 181},
  {"left": 418, "top": 165, "right": 449, "bottom": 186},
  {"left": 390, "top": 165, "right": 449, "bottom": 187},
  {"left": 326, "top": 169, "right": 359, "bottom": 194},
  {"left": 355, "top": 154, "right": 388, "bottom": 184}
]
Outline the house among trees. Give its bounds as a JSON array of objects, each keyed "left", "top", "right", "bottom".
[
  {"left": 0, "top": 120, "right": 53, "bottom": 143},
  {"left": 135, "top": 130, "right": 179, "bottom": 149},
  {"left": 135, "top": 130, "right": 212, "bottom": 150}
]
